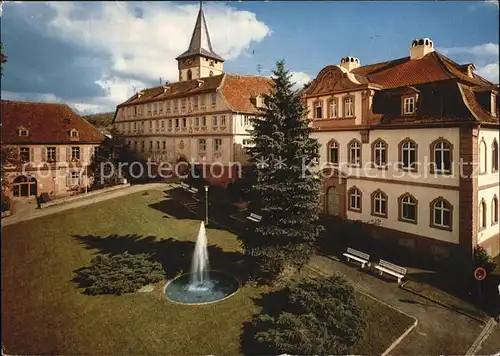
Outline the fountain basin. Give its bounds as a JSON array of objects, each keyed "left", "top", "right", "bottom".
[{"left": 164, "top": 270, "right": 240, "bottom": 305}]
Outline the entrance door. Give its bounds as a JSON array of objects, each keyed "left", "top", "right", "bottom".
[
  {"left": 327, "top": 186, "right": 340, "bottom": 216},
  {"left": 12, "top": 175, "right": 37, "bottom": 197}
]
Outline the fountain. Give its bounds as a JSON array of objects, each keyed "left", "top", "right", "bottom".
[{"left": 164, "top": 222, "right": 240, "bottom": 304}]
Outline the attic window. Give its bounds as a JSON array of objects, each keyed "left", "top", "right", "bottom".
[
  {"left": 209, "top": 71, "right": 214, "bottom": 76},
  {"left": 18, "top": 127, "right": 29, "bottom": 137},
  {"left": 403, "top": 96, "right": 416, "bottom": 115},
  {"left": 70, "top": 129, "right": 79, "bottom": 138},
  {"left": 163, "top": 86, "right": 170, "bottom": 93}
]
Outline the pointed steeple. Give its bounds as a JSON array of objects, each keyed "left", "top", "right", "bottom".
[{"left": 176, "top": 1, "right": 224, "bottom": 62}]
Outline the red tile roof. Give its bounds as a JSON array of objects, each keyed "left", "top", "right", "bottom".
[
  {"left": 118, "top": 74, "right": 225, "bottom": 107},
  {"left": 351, "top": 51, "right": 494, "bottom": 89},
  {"left": 118, "top": 74, "right": 273, "bottom": 114},
  {"left": 220, "top": 75, "right": 273, "bottom": 113},
  {"left": 459, "top": 84, "right": 499, "bottom": 124},
  {"left": 1, "top": 100, "right": 104, "bottom": 144}
]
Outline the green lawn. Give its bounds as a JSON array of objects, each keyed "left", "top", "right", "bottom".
[{"left": 2, "top": 188, "right": 413, "bottom": 355}]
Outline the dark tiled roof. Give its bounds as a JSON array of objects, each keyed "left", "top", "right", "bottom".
[
  {"left": 459, "top": 84, "right": 499, "bottom": 124},
  {"left": 1, "top": 100, "right": 104, "bottom": 144},
  {"left": 175, "top": 6, "right": 224, "bottom": 62}
]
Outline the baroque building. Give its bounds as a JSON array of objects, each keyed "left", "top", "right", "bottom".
[
  {"left": 1, "top": 100, "right": 104, "bottom": 198},
  {"left": 113, "top": 3, "right": 271, "bottom": 187},
  {"left": 303, "top": 38, "right": 500, "bottom": 258}
]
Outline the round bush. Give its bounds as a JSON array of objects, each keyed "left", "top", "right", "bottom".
[
  {"left": 74, "top": 252, "right": 165, "bottom": 295},
  {"left": 251, "top": 274, "right": 366, "bottom": 355}
]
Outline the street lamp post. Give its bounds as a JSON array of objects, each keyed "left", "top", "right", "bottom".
[{"left": 204, "top": 185, "right": 209, "bottom": 225}]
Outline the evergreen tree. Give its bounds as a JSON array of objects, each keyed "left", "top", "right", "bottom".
[{"left": 239, "top": 60, "right": 323, "bottom": 276}]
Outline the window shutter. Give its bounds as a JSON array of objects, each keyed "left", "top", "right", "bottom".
[
  {"left": 30, "top": 147, "right": 35, "bottom": 163},
  {"left": 56, "top": 147, "right": 60, "bottom": 162},
  {"left": 66, "top": 147, "right": 70, "bottom": 162},
  {"left": 66, "top": 173, "right": 71, "bottom": 187},
  {"left": 43, "top": 147, "right": 46, "bottom": 162}
]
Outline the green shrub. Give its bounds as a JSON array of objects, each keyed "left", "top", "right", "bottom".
[
  {"left": 474, "top": 245, "right": 493, "bottom": 271},
  {"left": 74, "top": 252, "right": 165, "bottom": 295},
  {"left": 251, "top": 274, "right": 366, "bottom": 355}
]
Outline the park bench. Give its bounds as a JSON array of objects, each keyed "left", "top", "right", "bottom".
[
  {"left": 180, "top": 182, "right": 190, "bottom": 190},
  {"left": 374, "top": 259, "right": 407, "bottom": 285},
  {"left": 188, "top": 187, "right": 199, "bottom": 194},
  {"left": 246, "top": 213, "right": 262, "bottom": 223},
  {"left": 342, "top": 247, "right": 371, "bottom": 269}
]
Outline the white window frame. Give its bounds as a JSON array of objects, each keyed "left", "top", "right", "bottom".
[
  {"left": 348, "top": 188, "right": 361, "bottom": 211},
  {"left": 433, "top": 200, "right": 451, "bottom": 228},
  {"left": 403, "top": 96, "right": 415, "bottom": 115}
]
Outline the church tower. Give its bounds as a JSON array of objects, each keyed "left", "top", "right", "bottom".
[{"left": 176, "top": 1, "right": 225, "bottom": 82}]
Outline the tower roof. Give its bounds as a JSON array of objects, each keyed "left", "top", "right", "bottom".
[{"left": 176, "top": 2, "right": 225, "bottom": 62}]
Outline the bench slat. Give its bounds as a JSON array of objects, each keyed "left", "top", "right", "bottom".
[
  {"left": 375, "top": 265, "right": 404, "bottom": 278},
  {"left": 379, "top": 259, "right": 407, "bottom": 274},
  {"left": 346, "top": 247, "right": 370, "bottom": 260}
]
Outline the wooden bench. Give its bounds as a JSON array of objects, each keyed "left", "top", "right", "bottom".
[
  {"left": 342, "top": 247, "right": 371, "bottom": 269},
  {"left": 180, "top": 182, "right": 190, "bottom": 190},
  {"left": 188, "top": 187, "right": 199, "bottom": 194},
  {"left": 246, "top": 213, "right": 262, "bottom": 223},
  {"left": 374, "top": 259, "right": 407, "bottom": 285}
]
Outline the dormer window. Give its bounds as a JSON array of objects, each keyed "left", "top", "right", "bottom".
[
  {"left": 69, "top": 129, "right": 79, "bottom": 138},
  {"left": 18, "top": 127, "right": 29, "bottom": 137},
  {"left": 403, "top": 96, "right": 416, "bottom": 115}
]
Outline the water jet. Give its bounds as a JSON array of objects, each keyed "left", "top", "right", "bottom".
[{"left": 164, "top": 222, "right": 239, "bottom": 304}]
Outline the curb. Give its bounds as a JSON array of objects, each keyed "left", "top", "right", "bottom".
[
  {"left": 319, "top": 253, "right": 490, "bottom": 325},
  {"left": 465, "top": 317, "right": 498, "bottom": 355},
  {"left": 400, "top": 283, "right": 489, "bottom": 325}
]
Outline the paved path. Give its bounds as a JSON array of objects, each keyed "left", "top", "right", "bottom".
[
  {"left": 308, "top": 255, "right": 484, "bottom": 355},
  {"left": 2, "top": 183, "right": 171, "bottom": 227},
  {"left": 171, "top": 188, "right": 486, "bottom": 355}
]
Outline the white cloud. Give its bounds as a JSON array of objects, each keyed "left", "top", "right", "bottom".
[
  {"left": 289, "top": 71, "right": 312, "bottom": 91},
  {"left": 6, "top": 1, "right": 271, "bottom": 113},
  {"left": 437, "top": 43, "right": 499, "bottom": 57},
  {"left": 436, "top": 43, "right": 499, "bottom": 83},
  {"left": 476, "top": 63, "right": 499, "bottom": 83}
]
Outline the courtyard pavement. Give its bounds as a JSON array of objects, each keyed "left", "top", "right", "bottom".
[
  {"left": 170, "top": 184, "right": 488, "bottom": 355},
  {"left": 2, "top": 182, "right": 172, "bottom": 227}
]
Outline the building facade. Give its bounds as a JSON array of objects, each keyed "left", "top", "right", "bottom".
[
  {"left": 303, "top": 38, "right": 500, "bottom": 258},
  {"left": 113, "top": 3, "right": 271, "bottom": 187},
  {"left": 1, "top": 100, "right": 104, "bottom": 199}
]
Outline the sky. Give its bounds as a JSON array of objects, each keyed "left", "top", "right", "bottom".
[{"left": 1, "top": 1, "right": 499, "bottom": 114}]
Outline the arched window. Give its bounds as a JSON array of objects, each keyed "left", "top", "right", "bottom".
[
  {"left": 327, "top": 139, "right": 339, "bottom": 165},
  {"left": 480, "top": 139, "right": 487, "bottom": 173},
  {"left": 399, "top": 138, "right": 418, "bottom": 171},
  {"left": 430, "top": 197, "right": 453, "bottom": 230},
  {"left": 492, "top": 139, "right": 499, "bottom": 172},
  {"left": 371, "top": 190, "right": 388, "bottom": 218},
  {"left": 431, "top": 138, "right": 452, "bottom": 174},
  {"left": 371, "top": 139, "right": 388, "bottom": 168},
  {"left": 399, "top": 193, "right": 418, "bottom": 223},
  {"left": 479, "top": 199, "right": 487, "bottom": 231},
  {"left": 187, "top": 69, "right": 192, "bottom": 81},
  {"left": 492, "top": 195, "right": 499, "bottom": 225},
  {"left": 348, "top": 139, "right": 361, "bottom": 167},
  {"left": 347, "top": 186, "right": 362, "bottom": 212}
]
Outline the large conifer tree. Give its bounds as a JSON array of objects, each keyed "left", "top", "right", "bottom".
[{"left": 239, "top": 60, "right": 323, "bottom": 276}]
